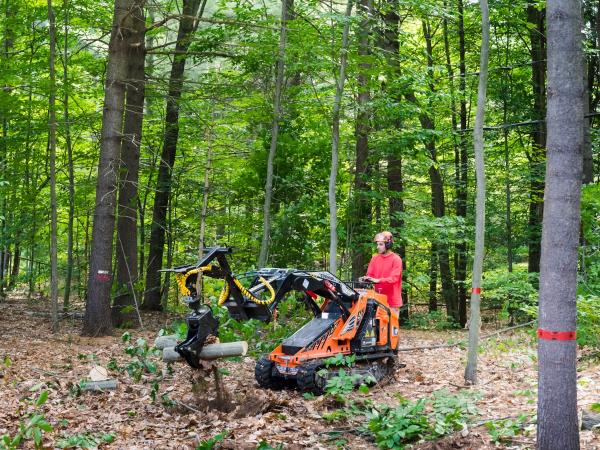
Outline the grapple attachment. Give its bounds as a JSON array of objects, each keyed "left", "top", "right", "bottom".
[{"left": 174, "top": 304, "right": 219, "bottom": 368}]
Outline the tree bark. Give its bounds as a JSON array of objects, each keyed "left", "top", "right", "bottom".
[
  {"left": 351, "top": 0, "right": 373, "bottom": 280},
  {"left": 464, "top": 0, "right": 489, "bottom": 385},
  {"left": 456, "top": 0, "right": 468, "bottom": 328},
  {"left": 82, "top": 0, "right": 136, "bottom": 336},
  {"left": 382, "top": 1, "right": 408, "bottom": 317},
  {"left": 537, "top": 0, "right": 583, "bottom": 446},
  {"left": 143, "top": 0, "right": 205, "bottom": 310},
  {"left": 328, "top": 0, "right": 353, "bottom": 275},
  {"left": 62, "top": 0, "right": 75, "bottom": 311},
  {"left": 114, "top": 0, "right": 145, "bottom": 327},
  {"left": 258, "top": 0, "right": 289, "bottom": 268},
  {"left": 526, "top": 1, "right": 547, "bottom": 276},
  {"left": 48, "top": 0, "right": 59, "bottom": 333}
]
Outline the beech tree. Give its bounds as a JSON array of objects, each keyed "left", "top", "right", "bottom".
[{"left": 536, "top": 0, "right": 584, "bottom": 447}]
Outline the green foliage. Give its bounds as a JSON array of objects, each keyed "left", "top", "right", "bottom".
[
  {"left": 574, "top": 295, "right": 600, "bottom": 348},
  {"left": 484, "top": 414, "right": 532, "bottom": 445},
  {"left": 366, "top": 399, "right": 430, "bottom": 449},
  {"left": 0, "top": 391, "right": 53, "bottom": 450},
  {"left": 404, "top": 311, "right": 457, "bottom": 330},
  {"left": 358, "top": 390, "right": 479, "bottom": 449},
  {"left": 256, "top": 441, "right": 283, "bottom": 450},
  {"left": 121, "top": 333, "right": 160, "bottom": 382},
  {"left": 54, "top": 432, "right": 116, "bottom": 449},
  {"left": 196, "top": 431, "right": 228, "bottom": 450},
  {"left": 482, "top": 268, "right": 538, "bottom": 323}
]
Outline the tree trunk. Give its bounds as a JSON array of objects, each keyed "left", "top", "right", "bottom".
[
  {"left": 382, "top": 1, "right": 408, "bottom": 317},
  {"left": 526, "top": 1, "right": 547, "bottom": 276},
  {"left": 258, "top": 0, "right": 289, "bottom": 268},
  {"left": 537, "top": 1, "right": 583, "bottom": 446},
  {"left": 464, "top": 0, "right": 489, "bottom": 385},
  {"left": 48, "top": 0, "right": 59, "bottom": 333},
  {"left": 456, "top": 0, "right": 468, "bottom": 328},
  {"left": 351, "top": 0, "right": 373, "bottom": 281},
  {"left": 82, "top": 0, "right": 136, "bottom": 336},
  {"left": 9, "top": 242, "right": 19, "bottom": 287},
  {"left": 143, "top": 0, "right": 205, "bottom": 310},
  {"left": 405, "top": 22, "right": 458, "bottom": 323},
  {"left": 328, "top": 0, "right": 353, "bottom": 275},
  {"left": 428, "top": 244, "right": 438, "bottom": 312},
  {"left": 60, "top": 0, "right": 75, "bottom": 311},
  {"left": 113, "top": 1, "right": 145, "bottom": 327}
]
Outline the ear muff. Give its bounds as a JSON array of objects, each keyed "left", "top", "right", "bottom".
[{"left": 385, "top": 239, "right": 393, "bottom": 250}]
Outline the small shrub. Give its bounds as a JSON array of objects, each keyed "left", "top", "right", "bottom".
[
  {"left": 54, "top": 432, "right": 115, "bottom": 449},
  {"left": 0, "top": 391, "right": 53, "bottom": 450}
]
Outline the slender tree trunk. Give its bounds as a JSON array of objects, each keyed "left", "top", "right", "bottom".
[
  {"left": 328, "top": 0, "right": 353, "bottom": 275},
  {"left": 537, "top": 1, "right": 583, "bottom": 447},
  {"left": 143, "top": 0, "right": 205, "bottom": 310},
  {"left": 82, "top": 0, "right": 136, "bottom": 336},
  {"left": 114, "top": 1, "right": 145, "bottom": 327},
  {"left": 258, "top": 0, "right": 289, "bottom": 268},
  {"left": 456, "top": 0, "right": 468, "bottom": 328},
  {"left": 526, "top": 1, "right": 547, "bottom": 276},
  {"left": 48, "top": 0, "right": 59, "bottom": 333},
  {"left": 9, "top": 242, "right": 19, "bottom": 286},
  {"left": 62, "top": 0, "right": 75, "bottom": 310},
  {"left": 428, "top": 244, "right": 438, "bottom": 312},
  {"left": 464, "top": 0, "right": 489, "bottom": 385},
  {"left": 199, "top": 140, "right": 212, "bottom": 256},
  {"left": 351, "top": 0, "right": 373, "bottom": 280}
]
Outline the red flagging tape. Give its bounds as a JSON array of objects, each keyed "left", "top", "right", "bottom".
[
  {"left": 537, "top": 328, "right": 577, "bottom": 341},
  {"left": 471, "top": 287, "right": 481, "bottom": 294}
]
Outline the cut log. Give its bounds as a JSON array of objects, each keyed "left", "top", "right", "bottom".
[
  {"left": 163, "top": 341, "right": 248, "bottom": 363},
  {"left": 582, "top": 410, "right": 600, "bottom": 430},
  {"left": 81, "top": 379, "right": 118, "bottom": 391},
  {"left": 154, "top": 335, "right": 178, "bottom": 350}
]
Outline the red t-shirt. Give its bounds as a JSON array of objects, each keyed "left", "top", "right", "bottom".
[{"left": 366, "top": 252, "right": 403, "bottom": 307}]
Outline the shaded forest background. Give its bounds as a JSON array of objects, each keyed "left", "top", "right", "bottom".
[{"left": 0, "top": 0, "right": 598, "bottom": 333}]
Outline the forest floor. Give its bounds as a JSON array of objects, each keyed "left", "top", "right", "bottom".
[{"left": 0, "top": 292, "right": 599, "bottom": 450}]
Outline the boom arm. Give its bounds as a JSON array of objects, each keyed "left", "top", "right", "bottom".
[{"left": 162, "top": 247, "right": 360, "bottom": 368}]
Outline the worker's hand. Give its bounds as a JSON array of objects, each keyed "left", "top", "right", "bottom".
[{"left": 360, "top": 276, "right": 379, "bottom": 283}]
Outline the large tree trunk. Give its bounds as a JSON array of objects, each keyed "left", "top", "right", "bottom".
[
  {"left": 258, "top": 0, "right": 290, "bottom": 268},
  {"left": 62, "top": 0, "right": 75, "bottom": 311},
  {"left": 48, "top": 0, "right": 59, "bottom": 332},
  {"left": 537, "top": 1, "right": 583, "bottom": 447},
  {"left": 382, "top": 1, "right": 408, "bottom": 317},
  {"left": 143, "top": 0, "right": 204, "bottom": 310},
  {"left": 82, "top": 0, "right": 136, "bottom": 336},
  {"left": 526, "top": 1, "right": 547, "bottom": 276},
  {"left": 113, "top": 1, "right": 145, "bottom": 327},
  {"left": 464, "top": 0, "right": 489, "bottom": 385},
  {"left": 351, "top": 0, "right": 373, "bottom": 281},
  {"left": 328, "top": 0, "right": 353, "bottom": 275}
]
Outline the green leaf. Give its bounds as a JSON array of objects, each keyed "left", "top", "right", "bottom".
[
  {"left": 3, "top": 356, "right": 11, "bottom": 368},
  {"left": 591, "top": 403, "right": 600, "bottom": 413},
  {"left": 35, "top": 390, "right": 49, "bottom": 407}
]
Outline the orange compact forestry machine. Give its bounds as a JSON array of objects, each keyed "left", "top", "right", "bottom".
[{"left": 165, "top": 247, "right": 401, "bottom": 394}]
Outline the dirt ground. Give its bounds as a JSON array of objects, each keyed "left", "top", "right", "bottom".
[{"left": 0, "top": 293, "right": 598, "bottom": 449}]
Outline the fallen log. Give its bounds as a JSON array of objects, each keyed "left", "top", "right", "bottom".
[
  {"left": 163, "top": 341, "right": 248, "bottom": 363},
  {"left": 154, "top": 335, "right": 178, "bottom": 350},
  {"left": 80, "top": 379, "right": 118, "bottom": 392}
]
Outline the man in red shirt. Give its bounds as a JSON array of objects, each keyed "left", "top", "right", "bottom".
[{"left": 360, "top": 231, "right": 403, "bottom": 313}]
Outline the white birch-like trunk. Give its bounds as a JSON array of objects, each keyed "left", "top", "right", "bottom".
[{"left": 464, "top": 0, "right": 489, "bottom": 384}]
